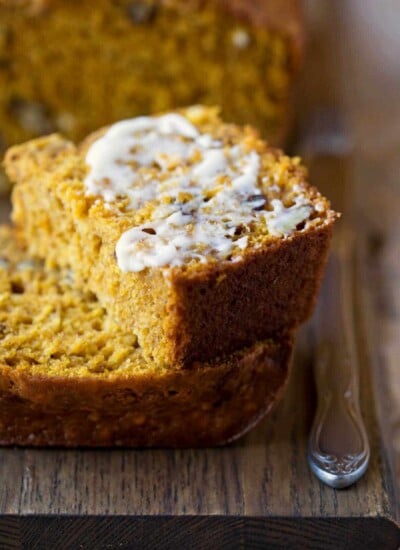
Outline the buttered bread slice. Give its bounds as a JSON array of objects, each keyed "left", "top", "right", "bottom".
[
  {"left": 0, "top": 226, "right": 293, "bottom": 447},
  {"left": 6, "top": 106, "right": 336, "bottom": 367}
]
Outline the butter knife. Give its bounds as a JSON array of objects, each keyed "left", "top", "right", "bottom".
[{"left": 300, "top": 108, "right": 370, "bottom": 489}]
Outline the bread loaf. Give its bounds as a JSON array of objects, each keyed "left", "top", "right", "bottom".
[
  {"left": 0, "top": 225, "right": 293, "bottom": 447},
  {"left": 7, "top": 106, "right": 337, "bottom": 368}
]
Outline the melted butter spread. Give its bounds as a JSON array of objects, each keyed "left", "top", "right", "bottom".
[{"left": 84, "top": 113, "right": 313, "bottom": 272}]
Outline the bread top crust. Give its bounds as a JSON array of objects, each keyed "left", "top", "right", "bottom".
[{"left": 5, "top": 106, "right": 336, "bottom": 279}]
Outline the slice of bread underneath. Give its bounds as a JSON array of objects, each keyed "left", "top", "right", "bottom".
[{"left": 0, "top": 226, "right": 294, "bottom": 447}]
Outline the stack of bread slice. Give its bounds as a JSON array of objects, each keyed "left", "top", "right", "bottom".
[{"left": 1, "top": 106, "right": 336, "bottom": 447}]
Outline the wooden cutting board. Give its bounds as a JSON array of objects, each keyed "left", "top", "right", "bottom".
[{"left": 0, "top": 195, "right": 398, "bottom": 549}]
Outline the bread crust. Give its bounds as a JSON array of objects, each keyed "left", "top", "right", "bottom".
[
  {"left": 0, "top": 336, "right": 293, "bottom": 447},
  {"left": 169, "top": 224, "right": 333, "bottom": 364}
]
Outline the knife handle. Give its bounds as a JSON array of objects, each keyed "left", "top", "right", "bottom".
[{"left": 308, "top": 228, "right": 370, "bottom": 489}]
